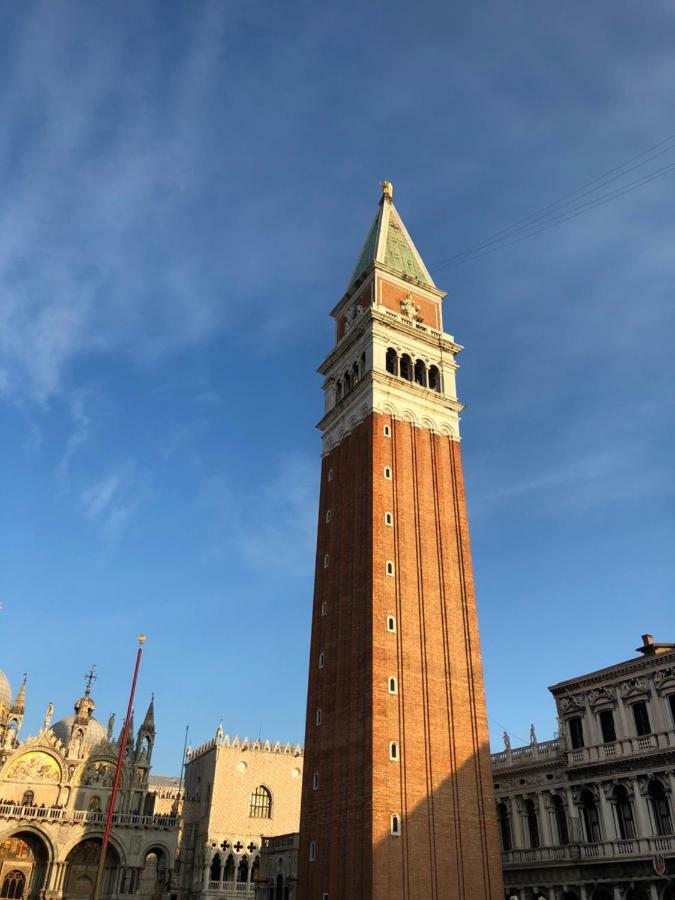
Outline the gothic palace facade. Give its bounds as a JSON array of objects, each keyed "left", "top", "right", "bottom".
[
  {"left": 493, "top": 635, "right": 675, "bottom": 900},
  {"left": 176, "top": 729, "right": 302, "bottom": 900},
  {"left": 0, "top": 665, "right": 178, "bottom": 900}
]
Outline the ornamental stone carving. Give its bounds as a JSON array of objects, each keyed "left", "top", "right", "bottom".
[
  {"left": 588, "top": 686, "right": 617, "bottom": 707},
  {"left": 400, "top": 294, "right": 421, "bottom": 321},
  {"left": 620, "top": 677, "right": 649, "bottom": 698}
]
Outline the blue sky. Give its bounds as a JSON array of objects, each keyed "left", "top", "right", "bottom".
[{"left": 1, "top": 1, "right": 673, "bottom": 773}]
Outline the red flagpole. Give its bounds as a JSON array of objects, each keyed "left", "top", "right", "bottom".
[{"left": 92, "top": 634, "right": 146, "bottom": 900}]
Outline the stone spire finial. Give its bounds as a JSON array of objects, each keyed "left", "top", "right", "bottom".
[
  {"left": 107, "top": 713, "right": 116, "bottom": 740},
  {"left": 380, "top": 180, "right": 393, "bottom": 200},
  {"left": 11, "top": 674, "right": 27, "bottom": 714},
  {"left": 141, "top": 696, "right": 155, "bottom": 734},
  {"left": 43, "top": 702, "right": 54, "bottom": 732},
  {"left": 530, "top": 723, "right": 537, "bottom": 745}
]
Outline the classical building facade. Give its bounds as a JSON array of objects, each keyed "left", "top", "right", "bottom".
[
  {"left": 492, "top": 635, "right": 675, "bottom": 900},
  {"left": 0, "top": 665, "right": 178, "bottom": 900},
  {"left": 176, "top": 730, "right": 302, "bottom": 900},
  {"left": 297, "top": 182, "right": 503, "bottom": 899}
]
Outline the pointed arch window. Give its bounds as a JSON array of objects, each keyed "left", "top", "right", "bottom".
[
  {"left": 388, "top": 676, "right": 398, "bottom": 695},
  {"left": 390, "top": 814, "right": 401, "bottom": 836},
  {"left": 389, "top": 741, "right": 399, "bottom": 761},
  {"left": 21, "top": 790, "right": 34, "bottom": 807},
  {"left": 249, "top": 785, "right": 272, "bottom": 819},
  {"left": 1, "top": 871, "right": 25, "bottom": 900}
]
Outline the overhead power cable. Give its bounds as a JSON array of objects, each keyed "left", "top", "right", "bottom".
[{"left": 430, "top": 133, "right": 675, "bottom": 272}]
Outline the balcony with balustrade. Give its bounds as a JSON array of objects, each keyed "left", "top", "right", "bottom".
[
  {"left": 205, "top": 882, "right": 255, "bottom": 896},
  {"left": 0, "top": 802, "right": 178, "bottom": 829},
  {"left": 502, "top": 834, "right": 675, "bottom": 868}
]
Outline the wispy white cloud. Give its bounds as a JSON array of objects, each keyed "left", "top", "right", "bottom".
[
  {"left": 204, "top": 453, "right": 319, "bottom": 578},
  {"left": 79, "top": 461, "right": 141, "bottom": 543}
]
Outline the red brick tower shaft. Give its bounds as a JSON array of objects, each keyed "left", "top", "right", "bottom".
[{"left": 298, "top": 183, "right": 503, "bottom": 900}]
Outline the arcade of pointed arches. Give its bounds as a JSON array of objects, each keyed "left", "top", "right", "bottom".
[{"left": 207, "top": 843, "right": 260, "bottom": 891}]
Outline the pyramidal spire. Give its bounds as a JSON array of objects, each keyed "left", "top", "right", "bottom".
[
  {"left": 141, "top": 695, "right": 155, "bottom": 733},
  {"left": 347, "top": 181, "right": 436, "bottom": 291},
  {"left": 11, "top": 674, "right": 27, "bottom": 714}
]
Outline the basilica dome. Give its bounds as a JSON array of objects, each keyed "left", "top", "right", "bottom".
[
  {"left": 0, "top": 670, "right": 12, "bottom": 710},
  {"left": 51, "top": 715, "right": 108, "bottom": 755}
]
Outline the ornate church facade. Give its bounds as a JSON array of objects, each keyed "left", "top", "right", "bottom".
[{"left": 0, "top": 665, "right": 178, "bottom": 900}]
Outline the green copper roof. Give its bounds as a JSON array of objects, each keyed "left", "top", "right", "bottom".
[
  {"left": 346, "top": 195, "right": 434, "bottom": 290},
  {"left": 383, "top": 210, "right": 430, "bottom": 284},
  {"left": 348, "top": 213, "right": 380, "bottom": 286}
]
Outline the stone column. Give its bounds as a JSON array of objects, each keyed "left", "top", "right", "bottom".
[
  {"left": 538, "top": 793, "right": 552, "bottom": 847},
  {"left": 598, "top": 786, "right": 614, "bottom": 841},
  {"left": 579, "top": 885, "right": 588, "bottom": 900},
  {"left": 612, "top": 887, "right": 622, "bottom": 900},
  {"left": 648, "top": 884, "right": 659, "bottom": 900},
  {"left": 631, "top": 779, "right": 651, "bottom": 836},
  {"left": 615, "top": 696, "right": 631, "bottom": 747},
  {"left": 510, "top": 797, "right": 524, "bottom": 848}
]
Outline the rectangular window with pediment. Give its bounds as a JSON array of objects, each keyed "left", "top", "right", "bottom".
[
  {"left": 632, "top": 701, "right": 651, "bottom": 736},
  {"left": 568, "top": 716, "right": 584, "bottom": 749},
  {"left": 599, "top": 708, "right": 616, "bottom": 743}
]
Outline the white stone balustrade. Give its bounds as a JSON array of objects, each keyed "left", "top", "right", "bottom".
[
  {"left": 502, "top": 834, "right": 674, "bottom": 867},
  {"left": 0, "top": 802, "right": 177, "bottom": 829}
]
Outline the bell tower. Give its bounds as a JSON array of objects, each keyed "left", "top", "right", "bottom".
[{"left": 297, "top": 184, "right": 503, "bottom": 900}]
